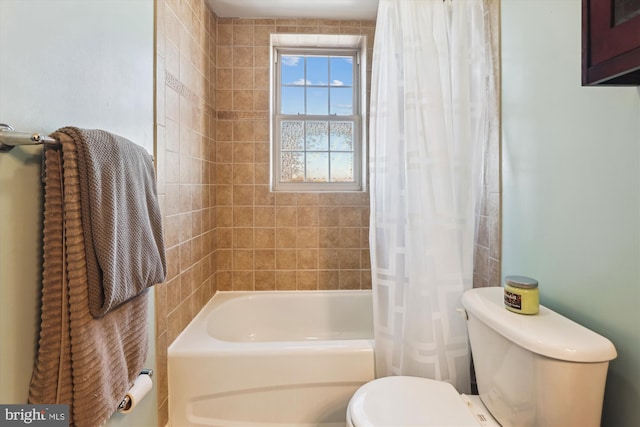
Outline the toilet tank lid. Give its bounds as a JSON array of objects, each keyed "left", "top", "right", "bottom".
[{"left": 461, "top": 287, "right": 617, "bottom": 363}]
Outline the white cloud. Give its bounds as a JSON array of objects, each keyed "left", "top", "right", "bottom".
[
  {"left": 331, "top": 80, "right": 344, "bottom": 86},
  {"left": 282, "top": 56, "right": 301, "bottom": 66},
  {"left": 290, "top": 78, "right": 312, "bottom": 85}
]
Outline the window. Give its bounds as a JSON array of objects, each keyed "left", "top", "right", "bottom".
[{"left": 271, "top": 36, "right": 366, "bottom": 192}]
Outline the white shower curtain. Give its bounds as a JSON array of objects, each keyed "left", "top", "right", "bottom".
[{"left": 369, "top": 0, "right": 494, "bottom": 393}]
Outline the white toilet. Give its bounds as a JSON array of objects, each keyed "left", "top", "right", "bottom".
[{"left": 346, "top": 287, "right": 617, "bottom": 427}]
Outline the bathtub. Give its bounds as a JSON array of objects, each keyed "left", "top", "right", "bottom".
[{"left": 167, "top": 290, "right": 375, "bottom": 427}]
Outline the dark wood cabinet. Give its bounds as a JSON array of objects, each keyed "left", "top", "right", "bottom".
[{"left": 582, "top": 0, "right": 640, "bottom": 85}]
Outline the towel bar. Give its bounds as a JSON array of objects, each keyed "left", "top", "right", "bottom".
[{"left": 0, "top": 123, "right": 58, "bottom": 152}]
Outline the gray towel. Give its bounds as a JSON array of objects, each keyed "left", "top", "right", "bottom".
[
  {"left": 30, "top": 141, "right": 149, "bottom": 427},
  {"left": 55, "top": 127, "right": 166, "bottom": 318}
]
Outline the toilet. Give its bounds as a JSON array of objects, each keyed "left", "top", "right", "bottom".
[{"left": 346, "top": 287, "right": 617, "bottom": 427}]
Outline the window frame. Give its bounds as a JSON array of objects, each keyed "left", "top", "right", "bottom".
[{"left": 271, "top": 45, "right": 365, "bottom": 192}]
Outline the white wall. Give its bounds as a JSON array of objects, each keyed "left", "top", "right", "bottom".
[
  {"left": 0, "top": 1, "right": 157, "bottom": 426},
  {"left": 501, "top": 1, "right": 640, "bottom": 426}
]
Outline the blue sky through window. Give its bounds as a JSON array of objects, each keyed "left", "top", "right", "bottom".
[{"left": 280, "top": 54, "right": 354, "bottom": 116}]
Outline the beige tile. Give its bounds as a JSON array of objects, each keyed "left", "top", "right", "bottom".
[
  {"left": 340, "top": 270, "right": 361, "bottom": 289},
  {"left": 233, "top": 90, "right": 254, "bottom": 111},
  {"left": 254, "top": 25, "right": 274, "bottom": 46},
  {"left": 297, "top": 271, "right": 318, "bottom": 290},
  {"left": 233, "top": 185, "right": 254, "bottom": 205},
  {"left": 275, "top": 271, "right": 297, "bottom": 290},
  {"left": 255, "top": 185, "right": 275, "bottom": 206},
  {"left": 233, "top": 121, "right": 255, "bottom": 141},
  {"left": 275, "top": 227, "right": 297, "bottom": 248},
  {"left": 338, "top": 228, "right": 361, "bottom": 248},
  {"left": 255, "top": 227, "right": 275, "bottom": 248},
  {"left": 217, "top": 68, "right": 233, "bottom": 89},
  {"left": 233, "top": 46, "right": 254, "bottom": 67},
  {"left": 233, "top": 163, "right": 255, "bottom": 185},
  {"left": 233, "top": 249, "right": 254, "bottom": 270},
  {"left": 217, "top": 228, "right": 233, "bottom": 249},
  {"left": 318, "top": 249, "right": 340, "bottom": 270},
  {"left": 319, "top": 206, "right": 340, "bottom": 226},
  {"left": 297, "top": 206, "right": 319, "bottom": 227},
  {"left": 233, "top": 25, "right": 254, "bottom": 46},
  {"left": 255, "top": 270, "right": 276, "bottom": 290},
  {"left": 255, "top": 207, "right": 275, "bottom": 227},
  {"left": 255, "top": 249, "right": 275, "bottom": 270},
  {"left": 276, "top": 206, "right": 297, "bottom": 227},
  {"left": 218, "top": 23, "right": 233, "bottom": 45},
  {"left": 297, "top": 228, "right": 318, "bottom": 248},
  {"left": 339, "top": 249, "right": 361, "bottom": 269},
  {"left": 234, "top": 143, "right": 255, "bottom": 163},
  {"left": 276, "top": 249, "right": 297, "bottom": 269},
  {"left": 233, "top": 207, "right": 254, "bottom": 227},
  {"left": 233, "top": 227, "right": 254, "bottom": 248},
  {"left": 318, "top": 270, "right": 340, "bottom": 290},
  {"left": 319, "top": 227, "right": 340, "bottom": 248},
  {"left": 233, "top": 271, "right": 254, "bottom": 290},
  {"left": 216, "top": 184, "right": 233, "bottom": 205},
  {"left": 297, "top": 249, "right": 318, "bottom": 269},
  {"left": 233, "top": 68, "right": 254, "bottom": 89}
]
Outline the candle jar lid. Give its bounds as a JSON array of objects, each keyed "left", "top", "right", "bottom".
[{"left": 505, "top": 275, "right": 538, "bottom": 289}]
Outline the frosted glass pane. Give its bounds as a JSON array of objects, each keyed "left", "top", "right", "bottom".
[
  {"left": 281, "top": 55, "right": 304, "bottom": 85},
  {"left": 306, "top": 121, "right": 328, "bottom": 151},
  {"left": 281, "top": 87, "right": 305, "bottom": 114},
  {"left": 330, "top": 87, "right": 353, "bottom": 115},
  {"left": 281, "top": 152, "right": 304, "bottom": 182},
  {"left": 330, "top": 153, "right": 354, "bottom": 182},
  {"left": 306, "top": 152, "right": 329, "bottom": 182},
  {"left": 330, "top": 56, "right": 353, "bottom": 86},
  {"left": 281, "top": 121, "right": 304, "bottom": 150},
  {"left": 307, "top": 87, "right": 328, "bottom": 115},
  {"left": 330, "top": 121, "right": 354, "bottom": 151},
  {"left": 307, "top": 56, "right": 328, "bottom": 86}
]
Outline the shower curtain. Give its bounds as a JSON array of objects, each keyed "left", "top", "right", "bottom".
[{"left": 369, "top": 0, "right": 494, "bottom": 393}]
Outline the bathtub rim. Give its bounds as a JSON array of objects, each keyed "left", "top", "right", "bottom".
[{"left": 167, "top": 289, "right": 374, "bottom": 357}]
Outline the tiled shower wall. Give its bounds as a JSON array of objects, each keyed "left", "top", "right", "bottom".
[
  {"left": 473, "top": 0, "right": 501, "bottom": 289},
  {"left": 155, "top": 0, "right": 218, "bottom": 424},
  {"left": 214, "top": 17, "right": 375, "bottom": 292}
]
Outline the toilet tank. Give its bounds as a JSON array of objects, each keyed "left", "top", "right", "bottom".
[{"left": 461, "top": 287, "right": 617, "bottom": 427}]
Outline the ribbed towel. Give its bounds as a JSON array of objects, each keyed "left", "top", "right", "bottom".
[
  {"left": 55, "top": 127, "right": 166, "bottom": 317},
  {"left": 29, "top": 138, "right": 149, "bottom": 427}
]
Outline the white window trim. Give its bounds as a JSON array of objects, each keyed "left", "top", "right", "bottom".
[{"left": 270, "top": 34, "right": 368, "bottom": 193}]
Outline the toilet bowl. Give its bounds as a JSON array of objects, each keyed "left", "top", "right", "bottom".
[
  {"left": 346, "top": 287, "right": 617, "bottom": 427},
  {"left": 346, "top": 376, "right": 499, "bottom": 427}
]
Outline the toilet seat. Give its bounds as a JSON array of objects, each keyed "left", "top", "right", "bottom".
[{"left": 347, "top": 376, "right": 483, "bottom": 427}]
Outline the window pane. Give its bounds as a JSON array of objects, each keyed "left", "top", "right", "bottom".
[
  {"left": 281, "top": 121, "right": 305, "bottom": 150},
  {"left": 330, "top": 152, "right": 354, "bottom": 182},
  {"left": 307, "top": 56, "right": 328, "bottom": 86},
  {"left": 281, "top": 87, "right": 305, "bottom": 114},
  {"left": 306, "top": 152, "right": 329, "bottom": 182},
  {"left": 281, "top": 152, "right": 305, "bottom": 182},
  {"left": 330, "top": 87, "right": 353, "bottom": 115},
  {"left": 330, "top": 121, "right": 354, "bottom": 151},
  {"left": 306, "top": 87, "right": 328, "bottom": 115},
  {"left": 306, "top": 121, "right": 328, "bottom": 151},
  {"left": 281, "top": 55, "right": 304, "bottom": 85},
  {"left": 330, "top": 56, "right": 353, "bottom": 86}
]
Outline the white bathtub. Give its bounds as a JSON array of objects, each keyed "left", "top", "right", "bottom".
[{"left": 168, "top": 290, "right": 375, "bottom": 427}]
